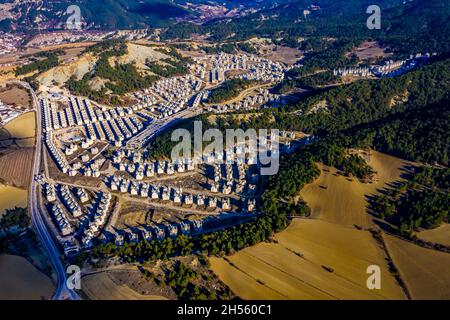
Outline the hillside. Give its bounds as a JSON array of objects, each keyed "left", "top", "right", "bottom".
[
  {"left": 26, "top": 40, "right": 197, "bottom": 104},
  {"left": 0, "top": 0, "right": 190, "bottom": 31},
  {"left": 211, "top": 219, "right": 407, "bottom": 300},
  {"left": 163, "top": 0, "right": 450, "bottom": 56},
  {"left": 300, "top": 151, "right": 410, "bottom": 227},
  {"left": 0, "top": 0, "right": 287, "bottom": 32},
  {"left": 36, "top": 42, "right": 171, "bottom": 88},
  {"left": 212, "top": 150, "right": 450, "bottom": 300}
]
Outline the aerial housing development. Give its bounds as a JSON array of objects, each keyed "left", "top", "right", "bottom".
[
  {"left": 0, "top": 0, "right": 449, "bottom": 305},
  {"left": 36, "top": 48, "right": 307, "bottom": 256}
]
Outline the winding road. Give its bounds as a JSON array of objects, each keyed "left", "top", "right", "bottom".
[{"left": 21, "top": 81, "right": 80, "bottom": 300}]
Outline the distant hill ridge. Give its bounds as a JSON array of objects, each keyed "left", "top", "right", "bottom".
[
  {"left": 0, "top": 0, "right": 283, "bottom": 32},
  {"left": 0, "top": 0, "right": 190, "bottom": 31}
]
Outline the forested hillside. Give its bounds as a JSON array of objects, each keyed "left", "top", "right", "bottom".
[
  {"left": 345, "top": 100, "right": 450, "bottom": 166},
  {"left": 279, "top": 57, "right": 450, "bottom": 135},
  {"left": 162, "top": 0, "right": 450, "bottom": 56},
  {"left": 1, "top": 0, "right": 190, "bottom": 31},
  {"left": 370, "top": 167, "right": 450, "bottom": 235}
]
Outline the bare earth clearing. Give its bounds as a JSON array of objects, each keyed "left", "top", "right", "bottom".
[
  {"left": 351, "top": 41, "right": 391, "bottom": 61},
  {"left": 0, "top": 85, "right": 31, "bottom": 108},
  {"left": 263, "top": 46, "right": 303, "bottom": 66}
]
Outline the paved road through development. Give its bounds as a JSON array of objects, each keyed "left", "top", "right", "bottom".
[{"left": 22, "top": 81, "right": 80, "bottom": 300}]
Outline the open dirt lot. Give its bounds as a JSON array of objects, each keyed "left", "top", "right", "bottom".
[
  {"left": 116, "top": 201, "right": 154, "bottom": 228},
  {"left": 263, "top": 45, "right": 303, "bottom": 65},
  {"left": 351, "top": 41, "right": 391, "bottom": 61},
  {"left": 211, "top": 219, "right": 406, "bottom": 300},
  {"left": 0, "top": 254, "right": 54, "bottom": 300}
]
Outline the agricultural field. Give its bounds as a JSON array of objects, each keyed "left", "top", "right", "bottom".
[
  {"left": 211, "top": 151, "right": 414, "bottom": 300},
  {"left": 0, "top": 148, "right": 34, "bottom": 188},
  {"left": 300, "top": 151, "right": 410, "bottom": 227},
  {"left": 417, "top": 224, "right": 450, "bottom": 247},
  {"left": 82, "top": 271, "right": 169, "bottom": 300},
  {"left": 384, "top": 234, "right": 450, "bottom": 299},
  {"left": 211, "top": 219, "right": 406, "bottom": 300},
  {"left": 0, "top": 185, "right": 27, "bottom": 217},
  {"left": 1, "top": 112, "right": 36, "bottom": 148},
  {"left": 0, "top": 254, "right": 54, "bottom": 300},
  {"left": 37, "top": 42, "right": 172, "bottom": 88}
]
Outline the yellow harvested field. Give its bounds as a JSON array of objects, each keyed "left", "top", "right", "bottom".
[
  {"left": 384, "top": 234, "right": 450, "bottom": 299},
  {"left": 211, "top": 152, "right": 414, "bottom": 300},
  {"left": 0, "top": 148, "right": 34, "bottom": 188},
  {"left": 2, "top": 112, "right": 36, "bottom": 147},
  {"left": 3, "top": 112, "right": 36, "bottom": 138},
  {"left": 300, "top": 151, "right": 409, "bottom": 227},
  {"left": 82, "top": 272, "right": 168, "bottom": 300},
  {"left": 0, "top": 254, "right": 54, "bottom": 300},
  {"left": 212, "top": 151, "right": 450, "bottom": 300},
  {"left": 0, "top": 184, "right": 27, "bottom": 216},
  {"left": 211, "top": 219, "right": 406, "bottom": 300},
  {"left": 417, "top": 224, "right": 450, "bottom": 247},
  {"left": 210, "top": 257, "right": 287, "bottom": 299}
]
